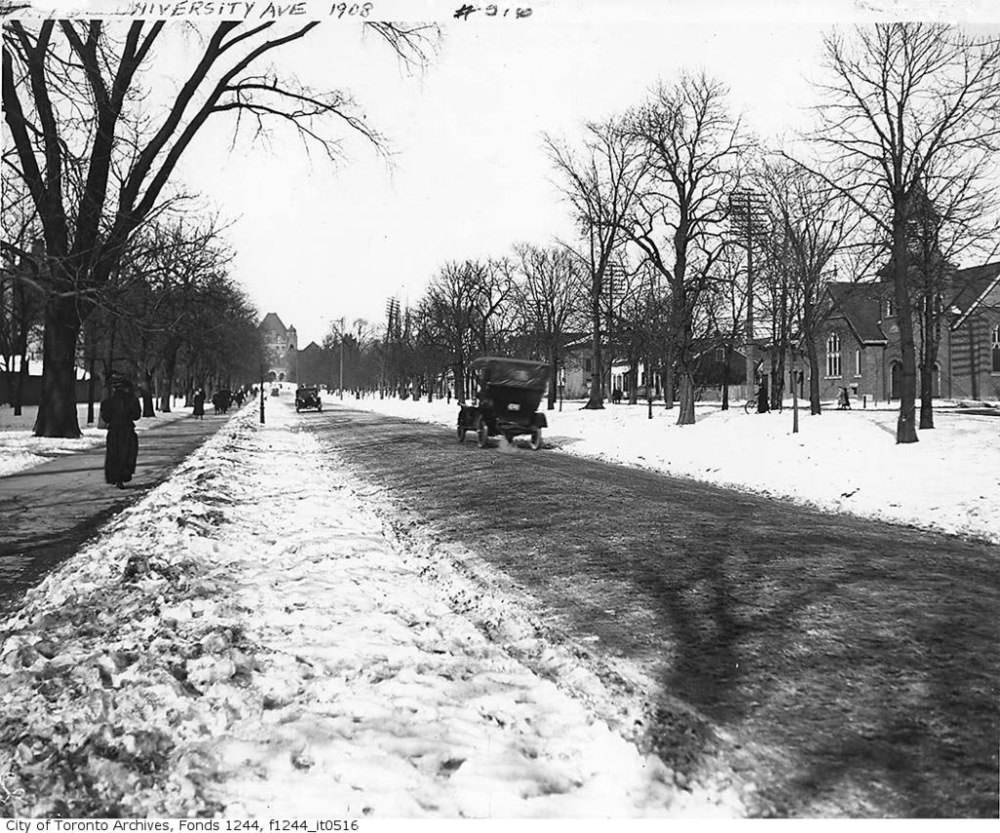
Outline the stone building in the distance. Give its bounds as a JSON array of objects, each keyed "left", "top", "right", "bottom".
[{"left": 258, "top": 312, "right": 298, "bottom": 383}]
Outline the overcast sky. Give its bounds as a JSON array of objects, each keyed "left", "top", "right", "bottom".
[{"left": 147, "top": 2, "right": 995, "bottom": 346}]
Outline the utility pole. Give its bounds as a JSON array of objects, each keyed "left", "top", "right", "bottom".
[
  {"left": 339, "top": 316, "right": 345, "bottom": 399},
  {"left": 728, "top": 188, "right": 766, "bottom": 405},
  {"left": 385, "top": 297, "right": 399, "bottom": 398},
  {"left": 605, "top": 264, "right": 625, "bottom": 402}
]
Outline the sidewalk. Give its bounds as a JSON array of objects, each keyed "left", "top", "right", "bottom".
[{"left": 0, "top": 410, "right": 231, "bottom": 617}]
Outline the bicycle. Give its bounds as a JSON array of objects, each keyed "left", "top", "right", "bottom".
[{"left": 744, "top": 394, "right": 784, "bottom": 414}]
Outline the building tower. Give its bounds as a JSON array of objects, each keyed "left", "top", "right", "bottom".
[{"left": 258, "top": 313, "right": 298, "bottom": 383}]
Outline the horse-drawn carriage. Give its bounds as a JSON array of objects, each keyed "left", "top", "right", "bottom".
[{"left": 457, "top": 357, "right": 549, "bottom": 450}]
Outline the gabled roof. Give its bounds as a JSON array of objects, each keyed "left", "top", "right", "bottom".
[
  {"left": 950, "top": 261, "right": 1000, "bottom": 329},
  {"left": 259, "top": 312, "right": 288, "bottom": 336},
  {"left": 300, "top": 341, "right": 323, "bottom": 354},
  {"left": 825, "top": 282, "right": 888, "bottom": 345}
]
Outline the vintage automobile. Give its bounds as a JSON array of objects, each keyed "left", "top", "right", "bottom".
[
  {"left": 457, "top": 357, "right": 549, "bottom": 450},
  {"left": 295, "top": 385, "right": 322, "bottom": 412}
]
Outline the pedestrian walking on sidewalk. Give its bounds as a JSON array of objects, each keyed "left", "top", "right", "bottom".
[
  {"left": 100, "top": 374, "right": 141, "bottom": 489},
  {"left": 193, "top": 388, "right": 206, "bottom": 419}
]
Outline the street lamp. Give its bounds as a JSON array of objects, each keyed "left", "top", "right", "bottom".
[{"left": 259, "top": 363, "right": 265, "bottom": 424}]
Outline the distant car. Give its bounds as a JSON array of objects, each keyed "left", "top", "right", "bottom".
[{"left": 295, "top": 385, "right": 322, "bottom": 412}]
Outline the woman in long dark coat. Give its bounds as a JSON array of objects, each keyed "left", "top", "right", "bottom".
[
  {"left": 193, "top": 388, "right": 205, "bottom": 419},
  {"left": 100, "top": 377, "right": 141, "bottom": 488}
]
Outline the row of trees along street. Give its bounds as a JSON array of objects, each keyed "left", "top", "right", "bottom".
[
  {"left": 3, "top": 21, "right": 998, "bottom": 444},
  {"left": 326, "top": 24, "right": 999, "bottom": 443},
  {"left": 2, "top": 18, "right": 434, "bottom": 437},
  {"left": 3, "top": 199, "right": 264, "bottom": 420}
]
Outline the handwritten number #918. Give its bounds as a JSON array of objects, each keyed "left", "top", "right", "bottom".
[{"left": 454, "top": 4, "right": 533, "bottom": 19}]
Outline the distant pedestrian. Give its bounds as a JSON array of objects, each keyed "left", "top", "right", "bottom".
[
  {"left": 193, "top": 388, "right": 205, "bottom": 419},
  {"left": 838, "top": 386, "right": 852, "bottom": 410},
  {"left": 100, "top": 374, "right": 141, "bottom": 489}
]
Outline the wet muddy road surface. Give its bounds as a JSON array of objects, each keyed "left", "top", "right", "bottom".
[{"left": 304, "top": 404, "right": 999, "bottom": 819}]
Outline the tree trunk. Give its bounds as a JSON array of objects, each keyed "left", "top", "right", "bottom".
[
  {"left": 806, "top": 340, "right": 822, "bottom": 415},
  {"left": 453, "top": 362, "right": 466, "bottom": 403},
  {"left": 676, "top": 369, "right": 696, "bottom": 425},
  {"left": 141, "top": 367, "right": 156, "bottom": 417},
  {"left": 675, "top": 318, "right": 696, "bottom": 426},
  {"left": 160, "top": 345, "right": 179, "bottom": 413},
  {"left": 891, "top": 209, "right": 919, "bottom": 443},
  {"left": 918, "top": 301, "right": 939, "bottom": 430},
  {"left": 918, "top": 363, "right": 935, "bottom": 429},
  {"left": 628, "top": 357, "right": 639, "bottom": 405},
  {"left": 12, "top": 346, "right": 29, "bottom": 417},
  {"left": 34, "top": 295, "right": 83, "bottom": 438},
  {"left": 10, "top": 274, "right": 30, "bottom": 416},
  {"left": 662, "top": 340, "right": 675, "bottom": 410},
  {"left": 585, "top": 291, "right": 603, "bottom": 409},
  {"left": 547, "top": 346, "right": 558, "bottom": 410},
  {"left": 721, "top": 342, "right": 732, "bottom": 410},
  {"left": 87, "top": 349, "right": 98, "bottom": 425}
]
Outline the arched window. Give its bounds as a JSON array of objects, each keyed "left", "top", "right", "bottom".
[
  {"left": 992, "top": 324, "right": 1000, "bottom": 373},
  {"left": 826, "top": 333, "right": 842, "bottom": 377}
]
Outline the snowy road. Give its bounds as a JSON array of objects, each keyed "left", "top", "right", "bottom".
[{"left": 302, "top": 404, "right": 1000, "bottom": 818}]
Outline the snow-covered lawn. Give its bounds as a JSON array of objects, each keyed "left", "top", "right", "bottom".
[
  {"left": 0, "top": 401, "right": 740, "bottom": 818},
  {"left": 0, "top": 402, "right": 192, "bottom": 477},
  {"left": 346, "top": 393, "right": 1000, "bottom": 545}
]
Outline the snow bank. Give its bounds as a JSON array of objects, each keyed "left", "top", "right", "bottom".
[
  {"left": 0, "top": 402, "right": 742, "bottom": 818},
  {"left": 347, "top": 394, "right": 1000, "bottom": 544}
]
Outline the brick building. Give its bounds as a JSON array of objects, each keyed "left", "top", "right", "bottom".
[
  {"left": 258, "top": 312, "right": 298, "bottom": 383},
  {"left": 817, "top": 260, "right": 1000, "bottom": 404}
]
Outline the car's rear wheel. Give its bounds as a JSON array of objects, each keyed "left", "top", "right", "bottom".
[
  {"left": 476, "top": 416, "right": 490, "bottom": 448},
  {"left": 457, "top": 424, "right": 467, "bottom": 443}
]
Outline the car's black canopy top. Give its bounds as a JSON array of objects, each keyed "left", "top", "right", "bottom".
[{"left": 470, "top": 357, "right": 549, "bottom": 390}]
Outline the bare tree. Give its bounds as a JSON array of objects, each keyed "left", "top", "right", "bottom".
[
  {"left": 756, "top": 160, "right": 861, "bottom": 414},
  {"left": 805, "top": 23, "right": 1000, "bottom": 443},
  {"left": 700, "top": 246, "right": 749, "bottom": 411},
  {"left": 903, "top": 178, "right": 1000, "bottom": 428},
  {"left": 2, "top": 19, "right": 435, "bottom": 437},
  {"left": 626, "top": 72, "right": 747, "bottom": 425},
  {"left": 545, "top": 117, "right": 647, "bottom": 409},
  {"left": 0, "top": 182, "right": 45, "bottom": 414},
  {"left": 425, "top": 260, "right": 487, "bottom": 402},
  {"left": 512, "top": 242, "right": 581, "bottom": 409}
]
